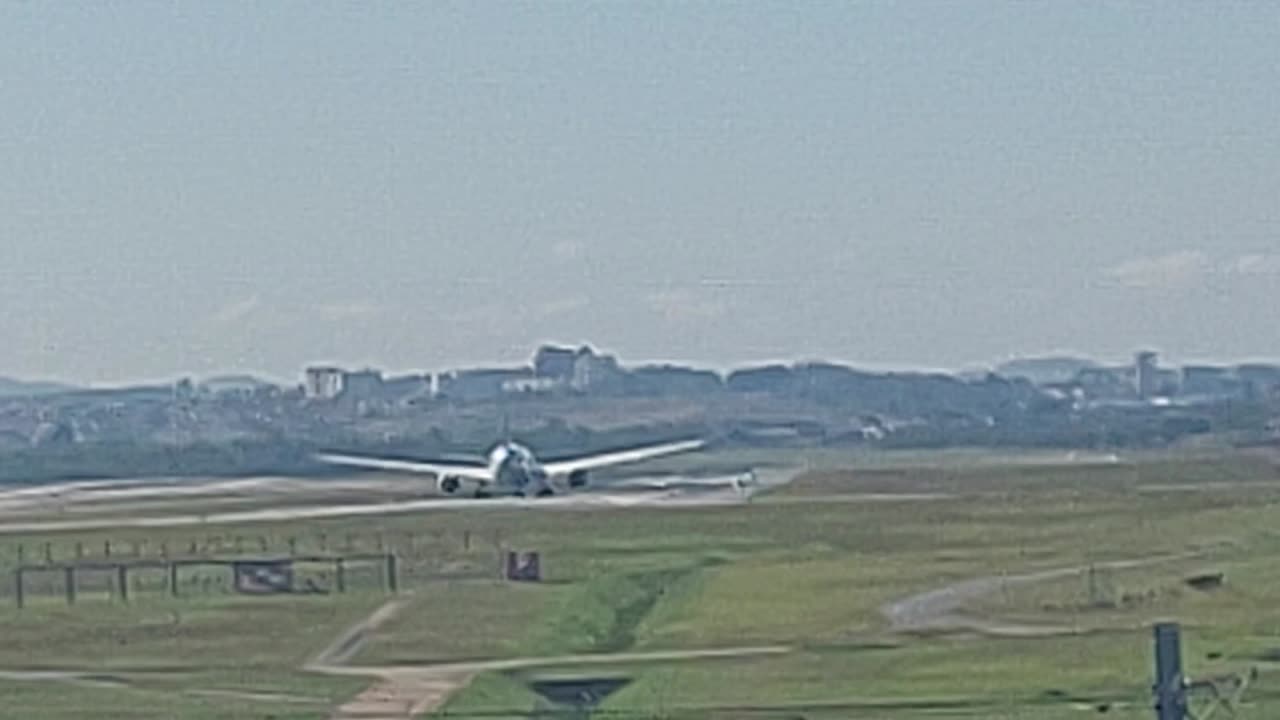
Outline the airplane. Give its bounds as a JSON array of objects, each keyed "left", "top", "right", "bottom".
[{"left": 314, "top": 438, "right": 707, "bottom": 499}]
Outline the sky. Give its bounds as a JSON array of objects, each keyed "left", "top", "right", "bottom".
[{"left": 2, "top": 2, "right": 1279, "bottom": 385}]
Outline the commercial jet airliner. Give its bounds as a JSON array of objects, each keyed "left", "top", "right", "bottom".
[{"left": 315, "top": 438, "right": 706, "bottom": 499}]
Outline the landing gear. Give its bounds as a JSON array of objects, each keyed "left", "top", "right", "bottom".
[
  {"left": 512, "top": 488, "right": 553, "bottom": 499},
  {"left": 474, "top": 490, "right": 492, "bottom": 499}
]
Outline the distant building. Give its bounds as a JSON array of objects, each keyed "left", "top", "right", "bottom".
[
  {"left": 1154, "top": 368, "right": 1181, "bottom": 397},
  {"left": 571, "top": 347, "right": 624, "bottom": 393},
  {"left": 533, "top": 345, "right": 577, "bottom": 383},
  {"left": 304, "top": 367, "right": 345, "bottom": 400},
  {"left": 501, "top": 377, "right": 560, "bottom": 394},
  {"left": 438, "top": 368, "right": 533, "bottom": 403},
  {"left": 381, "top": 374, "right": 432, "bottom": 405},
  {"left": 1135, "top": 351, "right": 1159, "bottom": 400},
  {"left": 1237, "top": 364, "right": 1280, "bottom": 400},
  {"left": 31, "top": 421, "right": 76, "bottom": 448},
  {"left": 1075, "top": 366, "right": 1133, "bottom": 400},
  {"left": 1180, "top": 366, "right": 1241, "bottom": 399},
  {"left": 341, "top": 370, "right": 384, "bottom": 400},
  {"left": 303, "top": 367, "right": 386, "bottom": 402}
]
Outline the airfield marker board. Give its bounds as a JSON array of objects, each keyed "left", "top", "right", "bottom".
[{"left": 1153, "top": 622, "right": 1187, "bottom": 720}]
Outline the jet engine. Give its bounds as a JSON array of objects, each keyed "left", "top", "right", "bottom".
[
  {"left": 568, "top": 469, "right": 590, "bottom": 489},
  {"left": 437, "top": 475, "right": 482, "bottom": 497}
]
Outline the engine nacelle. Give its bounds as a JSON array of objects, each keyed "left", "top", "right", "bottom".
[
  {"left": 568, "top": 469, "right": 590, "bottom": 489},
  {"left": 437, "top": 475, "right": 481, "bottom": 497}
]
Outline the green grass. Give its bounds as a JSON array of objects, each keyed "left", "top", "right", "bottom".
[
  {"left": 0, "top": 592, "right": 375, "bottom": 719},
  {"left": 4, "top": 448, "right": 1280, "bottom": 718},
  {"left": 0, "top": 666, "right": 365, "bottom": 720},
  {"left": 432, "top": 449, "right": 1280, "bottom": 719},
  {"left": 436, "top": 672, "right": 540, "bottom": 717},
  {"left": 530, "top": 564, "right": 706, "bottom": 655},
  {"left": 355, "top": 580, "right": 571, "bottom": 664},
  {"left": 0, "top": 592, "right": 385, "bottom": 670}
]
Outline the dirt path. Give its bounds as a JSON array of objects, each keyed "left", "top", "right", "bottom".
[
  {"left": 317, "top": 647, "right": 793, "bottom": 720},
  {"left": 308, "top": 596, "right": 415, "bottom": 670},
  {"left": 881, "top": 553, "right": 1201, "bottom": 636},
  {"left": 307, "top": 594, "right": 791, "bottom": 720}
]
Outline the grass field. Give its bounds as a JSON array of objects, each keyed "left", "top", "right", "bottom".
[{"left": 1, "top": 447, "right": 1279, "bottom": 718}]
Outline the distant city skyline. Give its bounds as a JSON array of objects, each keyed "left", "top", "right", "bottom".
[
  {"left": 7, "top": 340, "right": 1277, "bottom": 391},
  {"left": 3, "top": 3, "right": 1278, "bottom": 384}
]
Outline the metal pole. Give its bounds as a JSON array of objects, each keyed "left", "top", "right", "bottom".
[
  {"left": 64, "top": 567, "right": 76, "bottom": 606},
  {"left": 14, "top": 568, "right": 23, "bottom": 609},
  {"left": 1154, "top": 622, "right": 1186, "bottom": 720},
  {"left": 386, "top": 554, "right": 398, "bottom": 594}
]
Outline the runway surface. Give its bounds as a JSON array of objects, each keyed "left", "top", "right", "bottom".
[{"left": 0, "top": 469, "right": 794, "bottom": 534}]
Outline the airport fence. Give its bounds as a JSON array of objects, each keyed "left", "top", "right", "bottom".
[{"left": 0, "top": 526, "right": 514, "bottom": 607}]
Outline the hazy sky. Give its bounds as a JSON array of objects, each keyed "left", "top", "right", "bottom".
[{"left": 3, "top": 2, "right": 1278, "bottom": 384}]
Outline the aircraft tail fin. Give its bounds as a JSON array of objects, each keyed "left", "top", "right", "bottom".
[{"left": 499, "top": 410, "right": 511, "bottom": 443}]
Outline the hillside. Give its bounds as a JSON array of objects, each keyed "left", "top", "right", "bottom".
[{"left": 0, "top": 377, "right": 77, "bottom": 398}]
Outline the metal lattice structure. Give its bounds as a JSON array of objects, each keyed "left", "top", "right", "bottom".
[{"left": 1153, "top": 622, "right": 1257, "bottom": 720}]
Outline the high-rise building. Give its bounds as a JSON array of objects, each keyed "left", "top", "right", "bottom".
[
  {"left": 304, "top": 366, "right": 345, "bottom": 399},
  {"left": 1135, "top": 351, "right": 1159, "bottom": 400}
]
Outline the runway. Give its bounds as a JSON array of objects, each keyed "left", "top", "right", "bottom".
[{"left": 0, "top": 469, "right": 791, "bottom": 534}]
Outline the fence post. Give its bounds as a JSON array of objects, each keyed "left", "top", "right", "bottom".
[
  {"left": 64, "top": 567, "right": 76, "bottom": 605},
  {"left": 14, "top": 568, "right": 24, "bottom": 609},
  {"left": 335, "top": 558, "right": 346, "bottom": 593},
  {"left": 170, "top": 562, "right": 180, "bottom": 597},
  {"left": 117, "top": 565, "right": 129, "bottom": 603},
  {"left": 386, "top": 554, "right": 399, "bottom": 594}
]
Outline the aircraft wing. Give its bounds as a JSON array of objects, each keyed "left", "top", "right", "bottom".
[
  {"left": 314, "top": 453, "right": 493, "bottom": 481},
  {"left": 613, "top": 471, "right": 755, "bottom": 491},
  {"left": 543, "top": 439, "right": 706, "bottom": 476}
]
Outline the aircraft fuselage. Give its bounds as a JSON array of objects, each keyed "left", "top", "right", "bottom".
[{"left": 487, "top": 442, "right": 552, "bottom": 496}]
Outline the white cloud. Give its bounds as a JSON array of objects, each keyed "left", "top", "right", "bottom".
[
  {"left": 207, "top": 295, "right": 261, "bottom": 327},
  {"left": 1100, "top": 250, "right": 1280, "bottom": 292},
  {"left": 315, "top": 301, "right": 385, "bottom": 321},
  {"left": 536, "top": 296, "right": 590, "bottom": 318},
  {"left": 1228, "top": 253, "right": 1280, "bottom": 276},
  {"left": 1099, "top": 251, "right": 1211, "bottom": 290},
  {"left": 644, "top": 288, "right": 728, "bottom": 322},
  {"left": 551, "top": 240, "right": 584, "bottom": 262}
]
